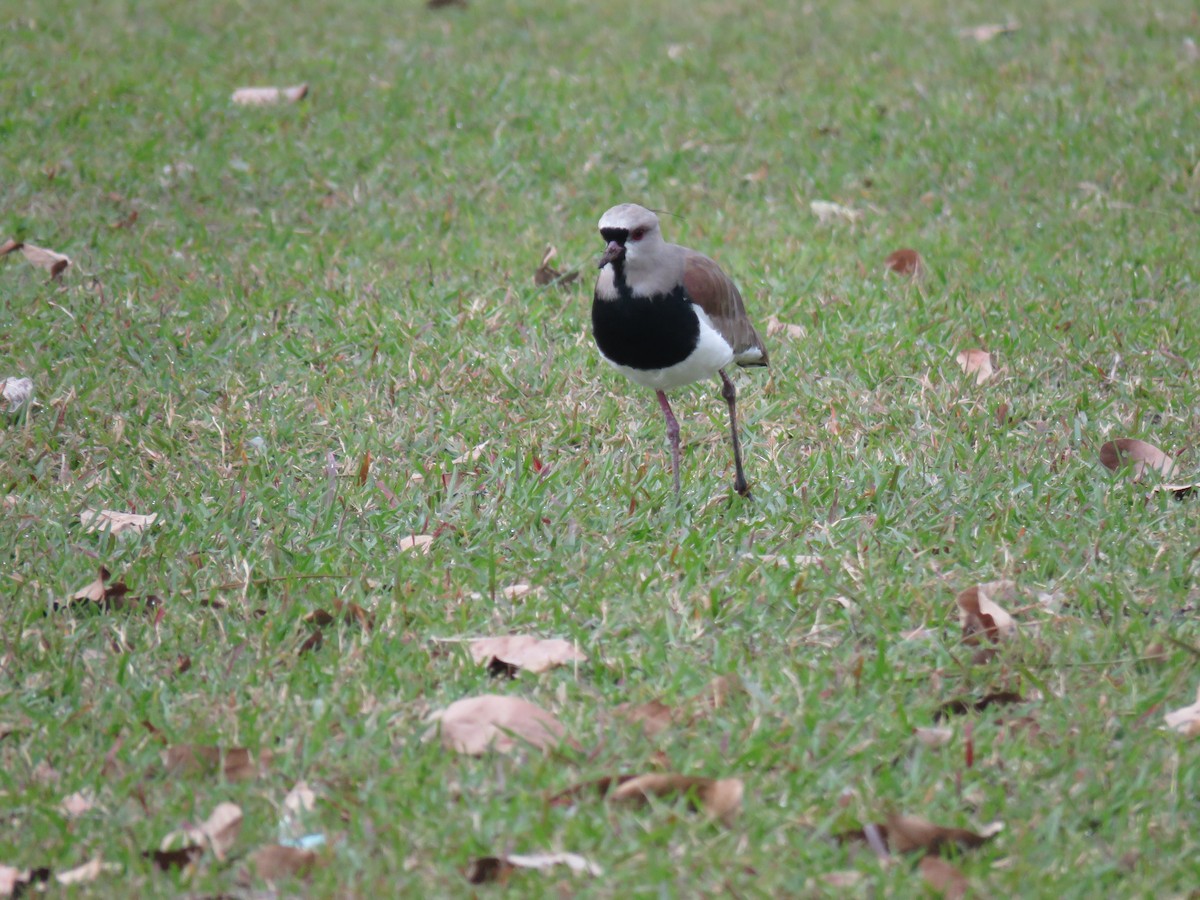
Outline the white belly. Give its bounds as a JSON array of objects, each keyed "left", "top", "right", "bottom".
[{"left": 606, "top": 306, "right": 734, "bottom": 391}]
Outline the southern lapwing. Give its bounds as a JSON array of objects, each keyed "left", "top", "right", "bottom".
[{"left": 591, "top": 203, "right": 769, "bottom": 497}]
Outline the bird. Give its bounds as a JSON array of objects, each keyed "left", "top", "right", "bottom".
[{"left": 590, "top": 203, "right": 769, "bottom": 497}]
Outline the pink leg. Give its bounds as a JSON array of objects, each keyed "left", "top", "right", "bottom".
[{"left": 656, "top": 390, "right": 682, "bottom": 495}]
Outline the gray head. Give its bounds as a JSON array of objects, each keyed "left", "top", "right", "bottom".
[{"left": 597, "top": 203, "right": 663, "bottom": 269}]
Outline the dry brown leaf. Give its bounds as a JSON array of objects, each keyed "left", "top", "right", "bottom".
[
  {"left": 694, "top": 674, "right": 744, "bottom": 710},
  {"left": 956, "top": 349, "right": 994, "bottom": 385},
  {"left": 55, "top": 858, "right": 115, "bottom": 886},
  {"left": 810, "top": 200, "right": 862, "bottom": 224},
  {"left": 956, "top": 580, "right": 1017, "bottom": 644},
  {"left": 231, "top": 84, "right": 309, "bottom": 105},
  {"left": 958, "top": 22, "right": 1019, "bottom": 42},
  {"left": 919, "top": 854, "right": 968, "bottom": 899},
  {"left": 839, "top": 815, "right": 1001, "bottom": 856},
  {"left": 67, "top": 567, "right": 131, "bottom": 609},
  {"left": 1164, "top": 683, "right": 1200, "bottom": 737},
  {"left": 400, "top": 534, "right": 433, "bottom": 554},
  {"left": 183, "top": 802, "right": 243, "bottom": 861},
  {"left": 2, "top": 377, "right": 33, "bottom": 413},
  {"left": 469, "top": 636, "right": 587, "bottom": 674},
  {"left": 0, "top": 238, "right": 22, "bottom": 256},
  {"left": 610, "top": 773, "right": 744, "bottom": 825},
  {"left": 252, "top": 845, "right": 319, "bottom": 880},
  {"left": 305, "top": 600, "right": 374, "bottom": 631},
  {"left": 534, "top": 245, "right": 579, "bottom": 288},
  {"left": 913, "top": 726, "right": 954, "bottom": 748},
  {"left": 1099, "top": 439, "right": 1176, "bottom": 483},
  {"left": 164, "top": 745, "right": 273, "bottom": 781},
  {"left": 888, "top": 814, "right": 1002, "bottom": 854},
  {"left": 79, "top": 508, "right": 158, "bottom": 536},
  {"left": 1149, "top": 482, "right": 1199, "bottom": 500},
  {"left": 614, "top": 699, "right": 677, "bottom": 736},
  {"left": 431, "top": 694, "right": 567, "bottom": 755},
  {"left": 743, "top": 163, "right": 769, "bottom": 183},
  {"left": 500, "top": 582, "right": 537, "bottom": 600},
  {"left": 60, "top": 789, "right": 96, "bottom": 818},
  {"left": 765, "top": 315, "right": 805, "bottom": 339},
  {"left": 885, "top": 248, "right": 924, "bottom": 277},
  {"left": 21, "top": 243, "right": 71, "bottom": 276},
  {"left": 452, "top": 441, "right": 489, "bottom": 464},
  {"left": 467, "top": 852, "right": 601, "bottom": 883}
]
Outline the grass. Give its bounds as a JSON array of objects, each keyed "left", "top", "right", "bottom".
[{"left": 2, "top": 0, "right": 1199, "bottom": 894}]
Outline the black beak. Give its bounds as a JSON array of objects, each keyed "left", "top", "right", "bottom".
[{"left": 598, "top": 240, "right": 625, "bottom": 269}]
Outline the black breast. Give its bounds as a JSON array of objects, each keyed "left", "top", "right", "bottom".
[{"left": 592, "top": 280, "right": 699, "bottom": 371}]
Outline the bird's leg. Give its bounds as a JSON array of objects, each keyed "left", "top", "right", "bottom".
[
  {"left": 655, "top": 390, "right": 682, "bottom": 496},
  {"left": 719, "top": 369, "right": 751, "bottom": 498}
]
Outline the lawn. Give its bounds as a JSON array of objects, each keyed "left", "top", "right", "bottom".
[{"left": 2, "top": 0, "right": 1199, "bottom": 894}]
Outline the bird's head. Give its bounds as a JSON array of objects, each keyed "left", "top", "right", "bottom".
[{"left": 597, "top": 203, "right": 662, "bottom": 270}]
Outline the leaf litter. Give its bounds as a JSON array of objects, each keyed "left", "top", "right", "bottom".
[
  {"left": 2, "top": 377, "right": 33, "bottom": 413},
  {"left": 956, "top": 349, "right": 994, "bottom": 385},
  {"left": 468, "top": 635, "right": 587, "bottom": 674},
  {"left": 428, "top": 694, "right": 568, "bottom": 754},
  {"left": 466, "top": 852, "right": 601, "bottom": 884},
  {"left": 550, "top": 773, "right": 744, "bottom": 826}
]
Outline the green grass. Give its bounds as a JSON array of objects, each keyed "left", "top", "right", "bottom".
[{"left": 2, "top": 0, "right": 1199, "bottom": 894}]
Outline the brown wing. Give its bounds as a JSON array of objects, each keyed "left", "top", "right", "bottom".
[{"left": 682, "top": 250, "right": 769, "bottom": 367}]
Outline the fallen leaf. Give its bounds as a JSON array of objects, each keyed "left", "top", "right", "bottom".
[
  {"left": 614, "top": 699, "right": 676, "bottom": 736},
  {"left": 765, "top": 315, "right": 805, "bottom": 339},
  {"left": 231, "top": 84, "right": 309, "bottom": 105},
  {"left": 958, "top": 22, "right": 1019, "bottom": 42},
  {"left": 452, "top": 441, "right": 489, "bottom": 464},
  {"left": 499, "top": 582, "right": 538, "bottom": 600},
  {"left": 109, "top": 209, "right": 139, "bottom": 230},
  {"left": 305, "top": 600, "right": 374, "bottom": 631},
  {"left": 431, "top": 694, "right": 567, "bottom": 754},
  {"left": 400, "top": 534, "right": 433, "bottom": 554},
  {"left": 55, "top": 857, "right": 116, "bottom": 886},
  {"left": 838, "top": 815, "right": 1001, "bottom": 856},
  {"left": 919, "top": 854, "right": 968, "bottom": 898},
  {"left": 0, "top": 238, "right": 22, "bottom": 256},
  {"left": 913, "top": 726, "right": 954, "bottom": 748},
  {"left": 885, "top": 248, "right": 924, "bottom": 277},
  {"left": 1149, "top": 482, "right": 1199, "bottom": 500},
  {"left": 467, "top": 851, "right": 601, "bottom": 883},
  {"left": 610, "top": 773, "right": 744, "bottom": 825},
  {"left": 1164, "top": 683, "right": 1200, "bottom": 737},
  {"left": 183, "top": 802, "right": 243, "bottom": 861},
  {"left": 252, "top": 845, "right": 319, "bottom": 880},
  {"left": 1099, "top": 439, "right": 1176, "bottom": 483},
  {"left": 67, "top": 567, "right": 132, "bottom": 610},
  {"left": 810, "top": 200, "right": 862, "bottom": 224},
  {"left": 956, "top": 580, "right": 1017, "bottom": 644},
  {"left": 935, "top": 691, "right": 1024, "bottom": 720},
  {"left": 357, "top": 451, "right": 371, "bottom": 486},
  {"left": 468, "top": 636, "right": 587, "bottom": 674},
  {"left": 79, "top": 508, "right": 158, "bottom": 536},
  {"left": 164, "top": 745, "right": 273, "bottom": 781},
  {"left": 21, "top": 243, "right": 71, "bottom": 276},
  {"left": 2, "top": 377, "right": 32, "bottom": 413},
  {"left": 60, "top": 789, "right": 96, "bottom": 818},
  {"left": 819, "top": 870, "right": 866, "bottom": 888},
  {"left": 534, "top": 245, "right": 579, "bottom": 288},
  {"left": 956, "top": 349, "right": 994, "bottom": 385}
]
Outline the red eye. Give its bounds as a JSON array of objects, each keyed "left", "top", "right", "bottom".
[{"left": 630, "top": 227, "right": 647, "bottom": 241}]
